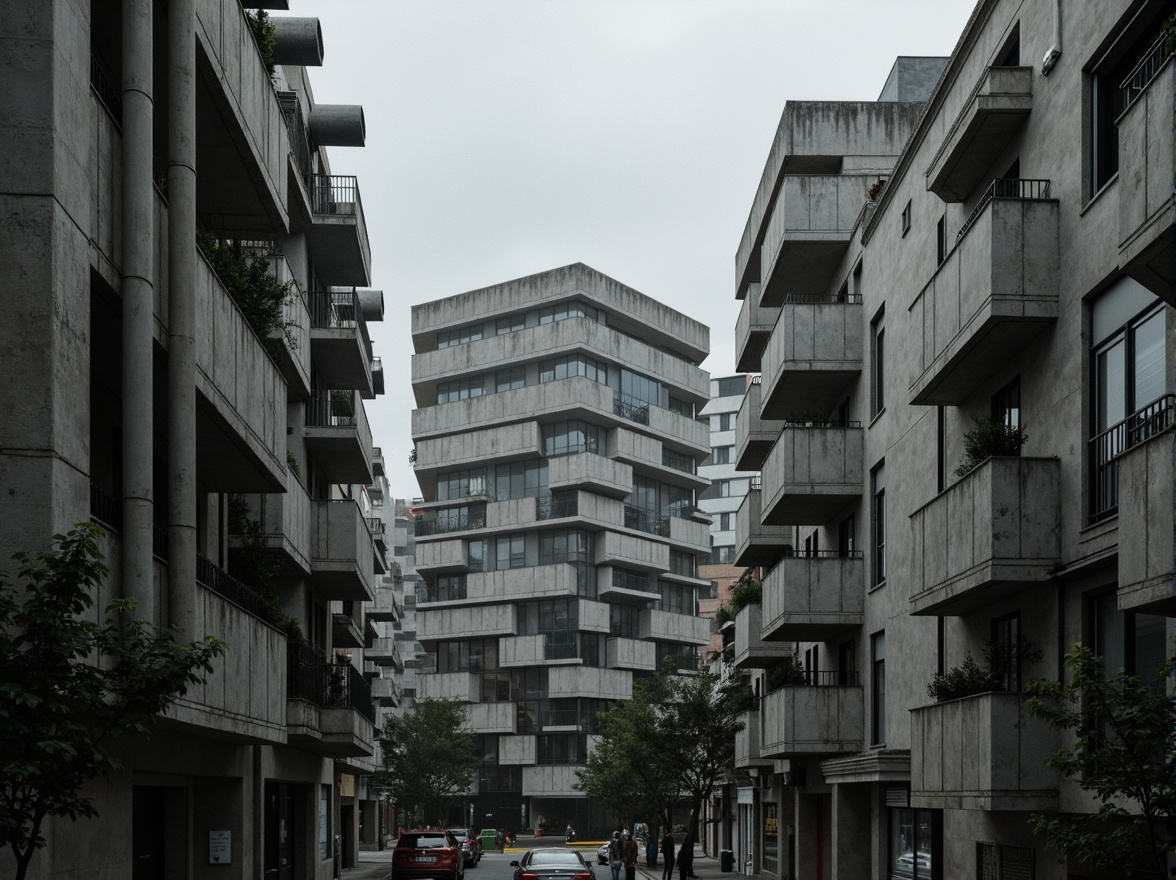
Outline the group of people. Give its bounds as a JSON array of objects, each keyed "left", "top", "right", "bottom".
[{"left": 608, "top": 829, "right": 692, "bottom": 880}]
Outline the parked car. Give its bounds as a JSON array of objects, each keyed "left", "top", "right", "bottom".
[
  {"left": 449, "top": 828, "right": 482, "bottom": 867},
  {"left": 596, "top": 843, "right": 610, "bottom": 866},
  {"left": 392, "top": 830, "right": 466, "bottom": 880},
  {"left": 511, "top": 847, "right": 594, "bottom": 880}
]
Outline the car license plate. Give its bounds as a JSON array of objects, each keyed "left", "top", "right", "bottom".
[{"left": 413, "top": 856, "right": 435, "bottom": 862}]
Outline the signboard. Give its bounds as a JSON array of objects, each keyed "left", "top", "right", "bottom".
[{"left": 209, "top": 830, "right": 231, "bottom": 865}]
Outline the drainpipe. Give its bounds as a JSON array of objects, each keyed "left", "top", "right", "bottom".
[
  {"left": 121, "top": 0, "right": 155, "bottom": 621},
  {"left": 1041, "top": 0, "right": 1062, "bottom": 75},
  {"left": 167, "top": 0, "right": 198, "bottom": 638}
]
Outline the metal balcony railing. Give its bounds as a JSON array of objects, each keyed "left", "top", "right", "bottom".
[
  {"left": 277, "top": 91, "right": 311, "bottom": 187},
  {"left": 662, "top": 448, "right": 696, "bottom": 474},
  {"left": 309, "top": 288, "right": 373, "bottom": 363},
  {"left": 956, "top": 178, "right": 1052, "bottom": 244},
  {"left": 1120, "top": 33, "right": 1170, "bottom": 114},
  {"left": 90, "top": 54, "right": 122, "bottom": 125},
  {"left": 307, "top": 389, "right": 358, "bottom": 427},
  {"left": 286, "top": 639, "right": 374, "bottom": 722},
  {"left": 614, "top": 393, "right": 650, "bottom": 425},
  {"left": 310, "top": 175, "right": 363, "bottom": 218},
  {"left": 196, "top": 552, "right": 275, "bottom": 621},
  {"left": 611, "top": 568, "right": 653, "bottom": 593},
  {"left": 1089, "top": 394, "right": 1176, "bottom": 522},
  {"left": 624, "top": 504, "right": 670, "bottom": 537},
  {"left": 415, "top": 510, "right": 486, "bottom": 536},
  {"left": 544, "top": 631, "right": 578, "bottom": 661},
  {"left": 418, "top": 576, "right": 468, "bottom": 603},
  {"left": 782, "top": 293, "right": 864, "bottom": 305},
  {"left": 537, "top": 493, "right": 578, "bottom": 521},
  {"left": 90, "top": 482, "right": 122, "bottom": 531},
  {"left": 750, "top": 475, "right": 763, "bottom": 491},
  {"left": 367, "top": 517, "right": 386, "bottom": 539},
  {"left": 787, "top": 548, "right": 864, "bottom": 559}
]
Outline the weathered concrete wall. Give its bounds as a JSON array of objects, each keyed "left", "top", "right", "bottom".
[
  {"left": 419, "top": 603, "right": 514, "bottom": 642},
  {"left": 762, "top": 555, "right": 864, "bottom": 640},
  {"left": 500, "top": 734, "right": 537, "bottom": 765},
  {"left": 1116, "top": 431, "right": 1176, "bottom": 613},
  {"left": 548, "top": 666, "right": 633, "bottom": 700},
  {"left": 606, "top": 636, "right": 657, "bottom": 671},
  {"left": 413, "top": 537, "right": 467, "bottom": 573},
  {"left": 549, "top": 452, "right": 632, "bottom": 498},
  {"left": 761, "top": 685, "right": 864, "bottom": 756},
  {"left": 596, "top": 530, "right": 669, "bottom": 570},
  {"left": 415, "top": 421, "right": 542, "bottom": 472},
  {"left": 499, "top": 634, "right": 547, "bottom": 666},
  {"left": 522, "top": 765, "right": 582, "bottom": 797},
  {"left": 311, "top": 499, "right": 375, "bottom": 600},
  {"left": 418, "top": 672, "right": 480, "bottom": 702},
  {"left": 640, "top": 609, "right": 710, "bottom": 645},
  {"left": 466, "top": 701, "right": 516, "bottom": 734}
]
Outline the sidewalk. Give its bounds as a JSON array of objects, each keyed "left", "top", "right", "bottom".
[{"left": 635, "top": 847, "right": 722, "bottom": 880}]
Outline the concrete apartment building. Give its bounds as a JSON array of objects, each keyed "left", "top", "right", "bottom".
[
  {"left": 0, "top": 2, "right": 388, "bottom": 877},
  {"left": 698, "top": 374, "right": 757, "bottom": 660},
  {"left": 728, "top": 1, "right": 1175, "bottom": 877},
  {"left": 409, "top": 264, "right": 714, "bottom": 833}
]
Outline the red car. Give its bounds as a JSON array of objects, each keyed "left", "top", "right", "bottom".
[{"left": 393, "top": 830, "right": 466, "bottom": 880}]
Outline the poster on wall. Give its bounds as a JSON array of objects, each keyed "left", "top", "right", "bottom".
[{"left": 209, "top": 830, "right": 231, "bottom": 865}]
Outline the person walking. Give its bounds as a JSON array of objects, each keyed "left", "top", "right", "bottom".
[
  {"left": 676, "top": 836, "right": 693, "bottom": 880},
  {"left": 608, "top": 831, "right": 624, "bottom": 880},
  {"left": 660, "top": 830, "right": 675, "bottom": 880},
  {"left": 623, "top": 831, "right": 639, "bottom": 880}
]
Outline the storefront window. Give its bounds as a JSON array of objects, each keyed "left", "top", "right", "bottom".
[
  {"left": 889, "top": 808, "right": 939, "bottom": 879},
  {"left": 762, "top": 802, "right": 778, "bottom": 872}
]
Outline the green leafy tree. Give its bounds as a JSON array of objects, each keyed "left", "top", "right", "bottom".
[
  {"left": 377, "top": 699, "right": 478, "bottom": 827},
  {"left": 577, "top": 661, "right": 743, "bottom": 846},
  {"left": 1026, "top": 645, "right": 1175, "bottom": 879},
  {"left": 0, "top": 524, "right": 225, "bottom": 880}
]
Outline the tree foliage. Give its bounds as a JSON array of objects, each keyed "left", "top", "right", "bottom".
[
  {"left": 0, "top": 524, "right": 225, "bottom": 880},
  {"left": 577, "top": 661, "right": 743, "bottom": 846},
  {"left": 1026, "top": 644, "right": 1175, "bottom": 879},
  {"left": 376, "top": 699, "right": 478, "bottom": 827}
]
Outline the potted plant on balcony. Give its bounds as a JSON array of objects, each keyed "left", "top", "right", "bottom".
[
  {"left": 765, "top": 658, "right": 808, "bottom": 692},
  {"left": 954, "top": 413, "right": 1029, "bottom": 478},
  {"left": 927, "top": 637, "right": 1041, "bottom": 702}
]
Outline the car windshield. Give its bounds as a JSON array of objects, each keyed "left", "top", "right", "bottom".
[
  {"left": 529, "top": 851, "right": 584, "bottom": 867},
  {"left": 451, "top": 829, "right": 472, "bottom": 840},
  {"left": 400, "top": 834, "right": 450, "bottom": 849}
]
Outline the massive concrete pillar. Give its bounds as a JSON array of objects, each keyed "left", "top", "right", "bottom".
[
  {"left": 121, "top": 0, "right": 155, "bottom": 618},
  {"left": 167, "top": 0, "right": 197, "bottom": 637},
  {"left": 830, "top": 783, "right": 870, "bottom": 879}
]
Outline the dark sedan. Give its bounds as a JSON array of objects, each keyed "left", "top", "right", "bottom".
[{"left": 510, "top": 847, "right": 594, "bottom": 880}]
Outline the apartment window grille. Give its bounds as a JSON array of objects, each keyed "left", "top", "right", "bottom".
[
  {"left": 611, "top": 568, "right": 652, "bottom": 594},
  {"left": 872, "top": 463, "right": 887, "bottom": 585},
  {"left": 871, "top": 311, "right": 886, "bottom": 417}
]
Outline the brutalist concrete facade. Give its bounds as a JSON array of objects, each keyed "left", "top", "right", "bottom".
[
  {"left": 730, "top": 6, "right": 1175, "bottom": 879},
  {"left": 0, "top": 2, "right": 387, "bottom": 877},
  {"left": 410, "top": 264, "right": 713, "bottom": 834}
]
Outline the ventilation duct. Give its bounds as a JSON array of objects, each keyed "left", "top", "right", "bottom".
[
  {"left": 271, "top": 17, "right": 324, "bottom": 67},
  {"left": 310, "top": 105, "right": 366, "bottom": 147},
  {"left": 357, "top": 289, "right": 385, "bottom": 322}
]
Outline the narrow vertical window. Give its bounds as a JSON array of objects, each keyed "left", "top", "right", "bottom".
[
  {"left": 936, "top": 214, "right": 947, "bottom": 264},
  {"left": 871, "top": 632, "right": 886, "bottom": 745},
  {"left": 901, "top": 200, "right": 911, "bottom": 236},
  {"left": 936, "top": 405, "right": 946, "bottom": 492},
  {"left": 871, "top": 310, "right": 886, "bottom": 418},
  {"left": 872, "top": 463, "right": 886, "bottom": 584}
]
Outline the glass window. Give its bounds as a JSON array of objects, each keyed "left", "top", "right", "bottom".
[
  {"left": 871, "top": 311, "right": 886, "bottom": 417},
  {"left": 542, "top": 420, "right": 606, "bottom": 457},
  {"left": 872, "top": 463, "right": 886, "bottom": 584},
  {"left": 990, "top": 612, "right": 1022, "bottom": 692},
  {"left": 496, "top": 314, "right": 526, "bottom": 335},
  {"left": 762, "top": 802, "right": 778, "bottom": 873},
  {"left": 888, "top": 807, "right": 938, "bottom": 879},
  {"left": 496, "top": 367, "right": 525, "bottom": 393},
  {"left": 872, "top": 631, "right": 886, "bottom": 745},
  {"left": 991, "top": 378, "right": 1021, "bottom": 432},
  {"left": 494, "top": 533, "right": 526, "bottom": 570}
]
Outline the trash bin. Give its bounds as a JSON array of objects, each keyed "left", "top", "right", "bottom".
[
  {"left": 720, "top": 850, "right": 734, "bottom": 872},
  {"left": 481, "top": 829, "right": 498, "bottom": 850}
]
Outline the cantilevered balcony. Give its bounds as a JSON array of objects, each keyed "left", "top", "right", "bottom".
[
  {"left": 927, "top": 67, "right": 1033, "bottom": 202},
  {"left": 639, "top": 609, "right": 710, "bottom": 646},
  {"left": 310, "top": 499, "right": 376, "bottom": 602},
  {"left": 1113, "top": 400, "right": 1176, "bottom": 614},
  {"left": 733, "top": 603, "right": 793, "bottom": 669},
  {"left": 310, "top": 289, "right": 373, "bottom": 393},
  {"left": 761, "top": 425, "right": 863, "bottom": 525},
  {"left": 910, "top": 692, "right": 1058, "bottom": 811},
  {"left": 549, "top": 452, "right": 632, "bottom": 499},
  {"left": 304, "top": 389, "right": 373, "bottom": 485},
  {"left": 367, "top": 516, "right": 387, "bottom": 572},
  {"left": 736, "top": 283, "right": 780, "bottom": 373},
  {"left": 760, "top": 295, "right": 863, "bottom": 415},
  {"left": 598, "top": 566, "right": 662, "bottom": 604},
  {"left": 735, "top": 710, "right": 772, "bottom": 769},
  {"left": 332, "top": 606, "right": 363, "bottom": 648},
  {"left": 366, "top": 637, "right": 404, "bottom": 671},
  {"left": 307, "top": 175, "right": 371, "bottom": 286},
  {"left": 371, "top": 445, "right": 386, "bottom": 478},
  {"left": 371, "top": 676, "right": 402, "bottom": 708},
  {"left": 909, "top": 181, "right": 1059, "bottom": 405},
  {"left": 761, "top": 676, "right": 864, "bottom": 756},
  {"left": 235, "top": 475, "right": 313, "bottom": 576},
  {"left": 366, "top": 585, "right": 402, "bottom": 623},
  {"left": 736, "top": 380, "right": 785, "bottom": 471},
  {"left": 909, "top": 457, "right": 1060, "bottom": 616},
  {"left": 286, "top": 640, "right": 375, "bottom": 757},
  {"left": 761, "top": 551, "right": 864, "bottom": 641},
  {"left": 761, "top": 174, "right": 873, "bottom": 304},
  {"left": 371, "top": 356, "right": 384, "bottom": 396},
  {"left": 1118, "top": 48, "right": 1175, "bottom": 305},
  {"left": 735, "top": 486, "right": 791, "bottom": 567},
  {"left": 606, "top": 636, "right": 657, "bottom": 672}
]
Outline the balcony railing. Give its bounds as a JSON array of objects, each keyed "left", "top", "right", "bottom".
[
  {"left": 90, "top": 53, "right": 122, "bottom": 126},
  {"left": 956, "top": 178, "right": 1051, "bottom": 243},
  {"left": 788, "top": 549, "right": 863, "bottom": 560},
  {"left": 311, "top": 175, "right": 363, "bottom": 218},
  {"left": 286, "top": 638, "right": 374, "bottom": 722},
  {"left": 545, "top": 631, "right": 578, "bottom": 661},
  {"left": 196, "top": 552, "right": 275, "bottom": 622},
  {"left": 612, "top": 568, "right": 653, "bottom": 593},
  {"left": 277, "top": 90, "right": 311, "bottom": 186},
  {"left": 662, "top": 448, "right": 696, "bottom": 474},
  {"left": 1120, "top": 33, "right": 1170, "bottom": 113},
  {"left": 537, "top": 493, "right": 578, "bottom": 521},
  {"left": 750, "top": 475, "right": 763, "bottom": 491},
  {"left": 417, "top": 576, "right": 468, "bottom": 603},
  {"left": 624, "top": 504, "right": 670, "bottom": 537},
  {"left": 90, "top": 482, "right": 122, "bottom": 530},
  {"left": 309, "top": 289, "right": 373, "bottom": 363},
  {"left": 415, "top": 510, "right": 486, "bottom": 536},
  {"left": 1090, "top": 394, "right": 1176, "bottom": 521},
  {"left": 782, "top": 293, "right": 863, "bottom": 305},
  {"left": 366, "top": 517, "right": 386, "bottom": 539},
  {"left": 614, "top": 394, "right": 650, "bottom": 425},
  {"left": 307, "top": 389, "right": 359, "bottom": 427}
]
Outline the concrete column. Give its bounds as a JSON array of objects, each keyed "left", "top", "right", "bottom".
[
  {"left": 121, "top": 0, "right": 155, "bottom": 618},
  {"left": 167, "top": 0, "right": 197, "bottom": 636},
  {"left": 829, "top": 783, "right": 870, "bottom": 879}
]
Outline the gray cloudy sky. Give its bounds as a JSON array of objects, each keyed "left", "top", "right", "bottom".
[{"left": 303, "top": 0, "right": 977, "bottom": 499}]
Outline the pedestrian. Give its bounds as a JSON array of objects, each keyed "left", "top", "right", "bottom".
[
  {"left": 566, "top": 824, "right": 576, "bottom": 844},
  {"left": 496, "top": 829, "right": 505, "bottom": 853},
  {"left": 608, "top": 830, "right": 624, "bottom": 880},
  {"left": 623, "top": 830, "right": 639, "bottom": 880},
  {"left": 676, "top": 836, "right": 693, "bottom": 880},
  {"left": 645, "top": 834, "right": 657, "bottom": 868},
  {"left": 660, "top": 829, "right": 675, "bottom": 880}
]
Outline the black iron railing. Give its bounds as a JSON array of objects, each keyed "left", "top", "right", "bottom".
[
  {"left": 537, "top": 493, "right": 578, "bottom": 521},
  {"left": 90, "top": 54, "right": 122, "bottom": 126},
  {"left": 780, "top": 419, "right": 862, "bottom": 429},
  {"left": 612, "top": 568, "right": 653, "bottom": 593},
  {"left": 308, "top": 289, "right": 372, "bottom": 363},
  {"left": 624, "top": 504, "right": 670, "bottom": 537},
  {"left": 789, "top": 549, "right": 864, "bottom": 559},
  {"left": 544, "top": 631, "right": 578, "bottom": 661},
  {"left": 310, "top": 175, "right": 362, "bottom": 217},
  {"left": 367, "top": 517, "right": 386, "bottom": 540},
  {"left": 614, "top": 394, "right": 650, "bottom": 425},
  {"left": 286, "top": 639, "right": 375, "bottom": 723},
  {"left": 307, "top": 389, "right": 357, "bottom": 427},
  {"left": 1120, "top": 33, "right": 1170, "bottom": 113},
  {"left": 196, "top": 552, "right": 275, "bottom": 621},
  {"left": 956, "top": 178, "right": 1052, "bottom": 244},
  {"left": 662, "top": 448, "right": 696, "bottom": 474},
  {"left": 782, "top": 293, "right": 863, "bottom": 305},
  {"left": 750, "top": 475, "right": 763, "bottom": 491},
  {"left": 415, "top": 510, "right": 486, "bottom": 536},
  {"left": 277, "top": 91, "right": 311, "bottom": 187},
  {"left": 418, "top": 576, "right": 468, "bottom": 603},
  {"left": 1089, "top": 394, "right": 1176, "bottom": 522},
  {"left": 90, "top": 482, "right": 122, "bottom": 530}
]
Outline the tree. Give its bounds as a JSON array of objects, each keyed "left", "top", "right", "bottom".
[
  {"left": 377, "top": 698, "right": 478, "bottom": 827},
  {"left": 1026, "top": 644, "right": 1175, "bottom": 879},
  {"left": 577, "top": 661, "right": 743, "bottom": 846},
  {"left": 0, "top": 524, "right": 225, "bottom": 880}
]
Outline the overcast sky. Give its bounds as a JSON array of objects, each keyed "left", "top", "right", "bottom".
[{"left": 303, "top": 0, "right": 978, "bottom": 500}]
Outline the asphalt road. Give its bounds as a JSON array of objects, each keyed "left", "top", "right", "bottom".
[{"left": 344, "top": 842, "right": 609, "bottom": 880}]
